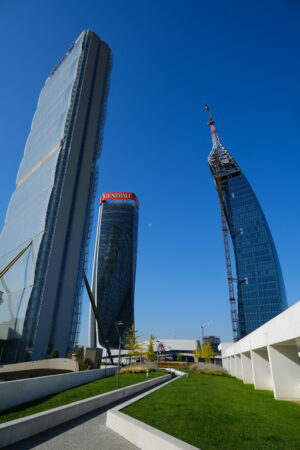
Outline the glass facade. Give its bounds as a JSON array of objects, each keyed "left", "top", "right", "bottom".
[
  {"left": 209, "top": 146, "right": 287, "bottom": 338},
  {"left": 0, "top": 31, "right": 111, "bottom": 363},
  {"left": 89, "top": 198, "right": 139, "bottom": 349}
]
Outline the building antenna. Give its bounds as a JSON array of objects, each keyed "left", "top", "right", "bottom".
[{"left": 205, "top": 104, "right": 238, "bottom": 342}]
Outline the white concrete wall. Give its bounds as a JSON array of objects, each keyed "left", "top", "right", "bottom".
[
  {"left": 235, "top": 354, "right": 243, "bottom": 380},
  {"left": 107, "top": 409, "right": 197, "bottom": 450},
  {"left": 0, "top": 374, "right": 171, "bottom": 448},
  {"left": 230, "top": 356, "right": 236, "bottom": 377},
  {"left": 218, "top": 302, "right": 300, "bottom": 400},
  {"left": 268, "top": 343, "right": 300, "bottom": 401},
  {"left": 0, "top": 358, "right": 78, "bottom": 375},
  {"left": 241, "top": 352, "right": 253, "bottom": 384},
  {"left": 251, "top": 348, "right": 273, "bottom": 391},
  {"left": 0, "top": 366, "right": 117, "bottom": 412}
]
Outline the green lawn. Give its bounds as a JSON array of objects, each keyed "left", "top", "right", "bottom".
[
  {"left": 122, "top": 371, "right": 300, "bottom": 450},
  {"left": 0, "top": 370, "right": 167, "bottom": 424}
]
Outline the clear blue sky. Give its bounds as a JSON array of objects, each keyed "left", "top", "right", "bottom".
[{"left": 1, "top": 0, "right": 300, "bottom": 345}]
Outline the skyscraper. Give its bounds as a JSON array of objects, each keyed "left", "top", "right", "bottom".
[
  {"left": 207, "top": 108, "right": 287, "bottom": 339},
  {"left": 89, "top": 192, "right": 139, "bottom": 349},
  {"left": 0, "top": 31, "right": 112, "bottom": 363}
]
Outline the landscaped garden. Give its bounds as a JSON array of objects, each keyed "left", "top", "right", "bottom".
[
  {"left": 0, "top": 369, "right": 167, "bottom": 424},
  {"left": 122, "top": 370, "right": 300, "bottom": 450}
]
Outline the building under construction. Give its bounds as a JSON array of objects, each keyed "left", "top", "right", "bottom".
[{"left": 206, "top": 105, "right": 287, "bottom": 340}]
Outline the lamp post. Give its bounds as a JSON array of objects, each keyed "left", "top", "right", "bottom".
[
  {"left": 115, "top": 321, "right": 124, "bottom": 388},
  {"left": 104, "top": 339, "right": 109, "bottom": 376},
  {"left": 155, "top": 339, "right": 160, "bottom": 372}
]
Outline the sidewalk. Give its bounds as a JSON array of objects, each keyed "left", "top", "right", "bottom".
[{"left": 6, "top": 400, "right": 138, "bottom": 450}]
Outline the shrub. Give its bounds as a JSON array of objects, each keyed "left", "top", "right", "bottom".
[
  {"left": 50, "top": 349, "right": 59, "bottom": 358},
  {"left": 198, "top": 370, "right": 224, "bottom": 376},
  {"left": 190, "top": 362, "right": 227, "bottom": 376},
  {"left": 119, "top": 363, "right": 156, "bottom": 374},
  {"left": 158, "top": 361, "right": 190, "bottom": 369}
]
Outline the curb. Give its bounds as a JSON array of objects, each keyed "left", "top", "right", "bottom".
[
  {"left": 106, "top": 369, "right": 199, "bottom": 450},
  {"left": 0, "top": 373, "right": 170, "bottom": 448}
]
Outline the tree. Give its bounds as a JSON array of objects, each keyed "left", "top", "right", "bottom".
[
  {"left": 194, "top": 344, "right": 201, "bottom": 361},
  {"left": 176, "top": 353, "right": 182, "bottom": 361},
  {"left": 76, "top": 347, "right": 84, "bottom": 359},
  {"left": 201, "top": 342, "right": 215, "bottom": 362},
  {"left": 145, "top": 334, "right": 156, "bottom": 362},
  {"left": 124, "top": 323, "right": 140, "bottom": 363}
]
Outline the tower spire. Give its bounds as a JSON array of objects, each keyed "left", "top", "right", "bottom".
[
  {"left": 205, "top": 104, "right": 239, "bottom": 342},
  {"left": 206, "top": 104, "right": 239, "bottom": 178},
  {"left": 205, "top": 103, "right": 218, "bottom": 150}
]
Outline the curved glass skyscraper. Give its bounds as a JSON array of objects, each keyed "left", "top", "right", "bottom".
[
  {"left": 207, "top": 111, "right": 287, "bottom": 339},
  {"left": 0, "top": 31, "right": 111, "bottom": 363},
  {"left": 89, "top": 192, "right": 139, "bottom": 349}
]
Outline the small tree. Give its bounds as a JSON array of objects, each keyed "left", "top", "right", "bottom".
[
  {"left": 124, "top": 323, "right": 140, "bottom": 363},
  {"left": 176, "top": 353, "right": 182, "bottom": 362},
  {"left": 76, "top": 347, "right": 84, "bottom": 359},
  {"left": 145, "top": 334, "right": 156, "bottom": 362},
  {"left": 50, "top": 348, "right": 59, "bottom": 358},
  {"left": 201, "top": 342, "right": 215, "bottom": 362},
  {"left": 194, "top": 344, "right": 201, "bottom": 362},
  {"left": 138, "top": 332, "right": 146, "bottom": 363}
]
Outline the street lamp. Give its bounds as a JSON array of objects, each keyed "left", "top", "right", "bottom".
[
  {"left": 155, "top": 339, "right": 160, "bottom": 372},
  {"left": 115, "top": 321, "right": 124, "bottom": 388},
  {"left": 104, "top": 339, "right": 110, "bottom": 375},
  {"left": 200, "top": 321, "right": 213, "bottom": 345}
]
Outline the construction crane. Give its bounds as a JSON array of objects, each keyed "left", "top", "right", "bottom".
[
  {"left": 205, "top": 103, "right": 238, "bottom": 342},
  {"left": 200, "top": 321, "right": 213, "bottom": 344}
]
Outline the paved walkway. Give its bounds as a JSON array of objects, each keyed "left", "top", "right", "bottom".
[{"left": 7, "top": 402, "right": 138, "bottom": 450}]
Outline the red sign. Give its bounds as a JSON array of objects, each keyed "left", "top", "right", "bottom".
[{"left": 100, "top": 192, "right": 139, "bottom": 209}]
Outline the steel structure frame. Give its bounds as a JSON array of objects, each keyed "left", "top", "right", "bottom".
[{"left": 205, "top": 104, "right": 238, "bottom": 342}]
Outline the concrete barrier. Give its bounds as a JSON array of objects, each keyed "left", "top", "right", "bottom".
[
  {"left": 0, "top": 366, "right": 117, "bottom": 412},
  {"left": 0, "top": 358, "right": 79, "bottom": 377},
  {"left": 107, "top": 369, "right": 198, "bottom": 450},
  {"left": 0, "top": 373, "right": 171, "bottom": 448}
]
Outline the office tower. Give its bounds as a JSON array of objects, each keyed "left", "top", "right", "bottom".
[
  {"left": 0, "top": 31, "right": 112, "bottom": 363},
  {"left": 207, "top": 107, "right": 287, "bottom": 339},
  {"left": 89, "top": 192, "right": 139, "bottom": 349}
]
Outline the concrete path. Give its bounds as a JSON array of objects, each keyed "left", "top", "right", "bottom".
[{"left": 6, "top": 402, "right": 138, "bottom": 450}]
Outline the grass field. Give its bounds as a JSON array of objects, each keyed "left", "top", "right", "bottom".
[
  {"left": 123, "top": 371, "right": 300, "bottom": 450},
  {"left": 0, "top": 370, "right": 167, "bottom": 424}
]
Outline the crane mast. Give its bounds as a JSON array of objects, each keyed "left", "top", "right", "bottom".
[{"left": 205, "top": 104, "right": 238, "bottom": 342}]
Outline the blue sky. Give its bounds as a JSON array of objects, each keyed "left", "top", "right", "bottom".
[{"left": 0, "top": 0, "right": 300, "bottom": 345}]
